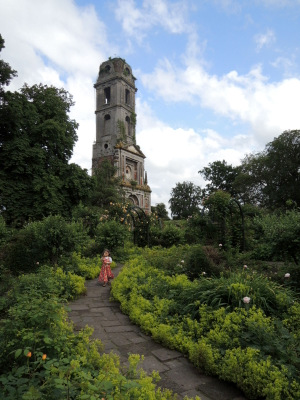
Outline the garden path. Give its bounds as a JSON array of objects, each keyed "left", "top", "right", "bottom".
[{"left": 68, "top": 264, "right": 248, "bottom": 400}]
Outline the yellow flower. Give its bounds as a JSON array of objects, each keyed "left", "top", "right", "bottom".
[
  {"left": 42, "top": 354, "right": 47, "bottom": 360},
  {"left": 27, "top": 351, "right": 32, "bottom": 358}
]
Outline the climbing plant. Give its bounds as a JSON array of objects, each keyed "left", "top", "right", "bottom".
[
  {"left": 122, "top": 206, "right": 150, "bottom": 247},
  {"left": 202, "top": 191, "right": 245, "bottom": 251},
  {"left": 117, "top": 120, "right": 126, "bottom": 143}
]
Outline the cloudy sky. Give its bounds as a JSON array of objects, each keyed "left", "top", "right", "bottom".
[{"left": 1, "top": 0, "right": 300, "bottom": 209}]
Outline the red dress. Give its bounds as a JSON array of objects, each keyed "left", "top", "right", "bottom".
[{"left": 98, "top": 256, "right": 114, "bottom": 284}]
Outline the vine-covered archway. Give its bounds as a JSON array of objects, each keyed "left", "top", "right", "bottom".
[
  {"left": 201, "top": 192, "right": 245, "bottom": 251},
  {"left": 122, "top": 205, "right": 150, "bottom": 247}
]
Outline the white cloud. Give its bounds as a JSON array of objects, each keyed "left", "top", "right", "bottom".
[
  {"left": 254, "top": 29, "right": 276, "bottom": 51},
  {"left": 115, "top": 0, "right": 189, "bottom": 37},
  {"left": 271, "top": 56, "right": 298, "bottom": 78},
  {"left": 0, "top": 0, "right": 109, "bottom": 87},
  {"left": 0, "top": 0, "right": 112, "bottom": 171},
  {"left": 136, "top": 99, "right": 252, "bottom": 208},
  {"left": 1, "top": 0, "right": 299, "bottom": 211},
  {"left": 140, "top": 58, "right": 300, "bottom": 145}
]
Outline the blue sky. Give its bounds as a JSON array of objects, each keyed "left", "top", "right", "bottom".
[{"left": 1, "top": 0, "right": 300, "bottom": 209}]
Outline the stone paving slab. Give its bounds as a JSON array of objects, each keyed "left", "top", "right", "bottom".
[
  {"left": 164, "top": 363, "right": 206, "bottom": 391},
  {"left": 140, "top": 355, "right": 170, "bottom": 374},
  {"left": 152, "top": 348, "right": 182, "bottom": 361},
  {"left": 68, "top": 265, "right": 248, "bottom": 400},
  {"left": 68, "top": 304, "right": 90, "bottom": 311}
]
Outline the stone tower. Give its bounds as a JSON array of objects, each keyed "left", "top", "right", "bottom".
[{"left": 92, "top": 57, "right": 151, "bottom": 214}]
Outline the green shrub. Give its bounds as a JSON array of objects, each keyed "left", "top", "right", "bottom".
[
  {"left": 142, "top": 245, "right": 190, "bottom": 275},
  {"left": 178, "top": 271, "right": 295, "bottom": 318},
  {"left": 253, "top": 210, "right": 300, "bottom": 264},
  {"left": 160, "top": 225, "right": 185, "bottom": 248},
  {"left": 111, "top": 250, "right": 300, "bottom": 399},
  {"left": 1, "top": 215, "right": 90, "bottom": 274},
  {"left": 95, "top": 219, "right": 129, "bottom": 253},
  {"left": 0, "top": 256, "right": 184, "bottom": 399},
  {"left": 219, "top": 346, "right": 300, "bottom": 400},
  {"left": 184, "top": 245, "right": 219, "bottom": 279},
  {"left": 149, "top": 224, "right": 163, "bottom": 247},
  {"left": 59, "top": 252, "right": 101, "bottom": 279},
  {"left": 184, "top": 213, "right": 208, "bottom": 244},
  {"left": 0, "top": 215, "right": 11, "bottom": 247},
  {"left": 72, "top": 203, "right": 103, "bottom": 237}
]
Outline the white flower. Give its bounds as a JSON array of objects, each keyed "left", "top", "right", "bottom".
[
  {"left": 181, "top": 260, "right": 185, "bottom": 264},
  {"left": 243, "top": 265, "right": 248, "bottom": 269},
  {"left": 202, "top": 272, "right": 206, "bottom": 275},
  {"left": 243, "top": 296, "right": 251, "bottom": 304},
  {"left": 36, "top": 262, "right": 39, "bottom": 265},
  {"left": 285, "top": 273, "right": 290, "bottom": 278},
  {"left": 219, "top": 244, "right": 222, "bottom": 247}
]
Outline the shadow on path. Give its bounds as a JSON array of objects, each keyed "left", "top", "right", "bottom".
[{"left": 68, "top": 264, "right": 247, "bottom": 400}]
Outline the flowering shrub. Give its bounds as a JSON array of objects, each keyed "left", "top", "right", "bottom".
[
  {"left": 0, "top": 257, "right": 186, "bottom": 400},
  {"left": 111, "top": 249, "right": 300, "bottom": 399},
  {"left": 243, "top": 296, "right": 251, "bottom": 304}
]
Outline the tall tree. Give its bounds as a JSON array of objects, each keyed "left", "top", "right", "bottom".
[
  {"left": 169, "top": 181, "right": 202, "bottom": 219},
  {"left": 0, "top": 37, "right": 92, "bottom": 225},
  {"left": 0, "top": 34, "right": 17, "bottom": 94},
  {"left": 237, "top": 130, "right": 300, "bottom": 209},
  {"left": 151, "top": 203, "right": 170, "bottom": 220},
  {"left": 199, "top": 160, "right": 240, "bottom": 198}
]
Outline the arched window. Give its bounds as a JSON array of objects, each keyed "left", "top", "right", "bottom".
[
  {"left": 125, "top": 89, "right": 130, "bottom": 105},
  {"left": 104, "top": 87, "right": 110, "bottom": 104},
  {"left": 128, "top": 195, "right": 139, "bottom": 205},
  {"left": 104, "top": 114, "right": 111, "bottom": 135}
]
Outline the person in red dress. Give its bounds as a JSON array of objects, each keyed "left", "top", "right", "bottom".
[{"left": 98, "top": 249, "right": 114, "bottom": 287}]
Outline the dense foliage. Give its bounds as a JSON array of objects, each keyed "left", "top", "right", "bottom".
[
  {"left": 111, "top": 247, "right": 300, "bottom": 400},
  {"left": 0, "top": 254, "right": 183, "bottom": 399},
  {"left": 237, "top": 130, "right": 300, "bottom": 208},
  {"left": 169, "top": 181, "right": 202, "bottom": 219},
  {"left": 1, "top": 33, "right": 299, "bottom": 400},
  {"left": 251, "top": 209, "right": 300, "bottom": 265},
  {"left": 0, "top": 215, "right": 90, "bottom": 274},
  {"left": 90, "top": 159, "right": 125, "bottom": 209},
  {"left": 199, "top": 130, "right": 300, "bottom": 209},
  {"left": 151, "top": 203, "right": 170, "bottom": 220},
  {"left": 0, "top": 38, "right": 92, "bottom": 226},
  {"left": 199, "top": 160, "right": 240, "bottom": 198},
  {"left": 0, "top": 34, "right": 17, "bottom": 92}
]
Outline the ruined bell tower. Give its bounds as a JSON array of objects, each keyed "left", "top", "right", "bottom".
[{"left": 92, "top": 57, "right": 151, "bottom": 214}]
